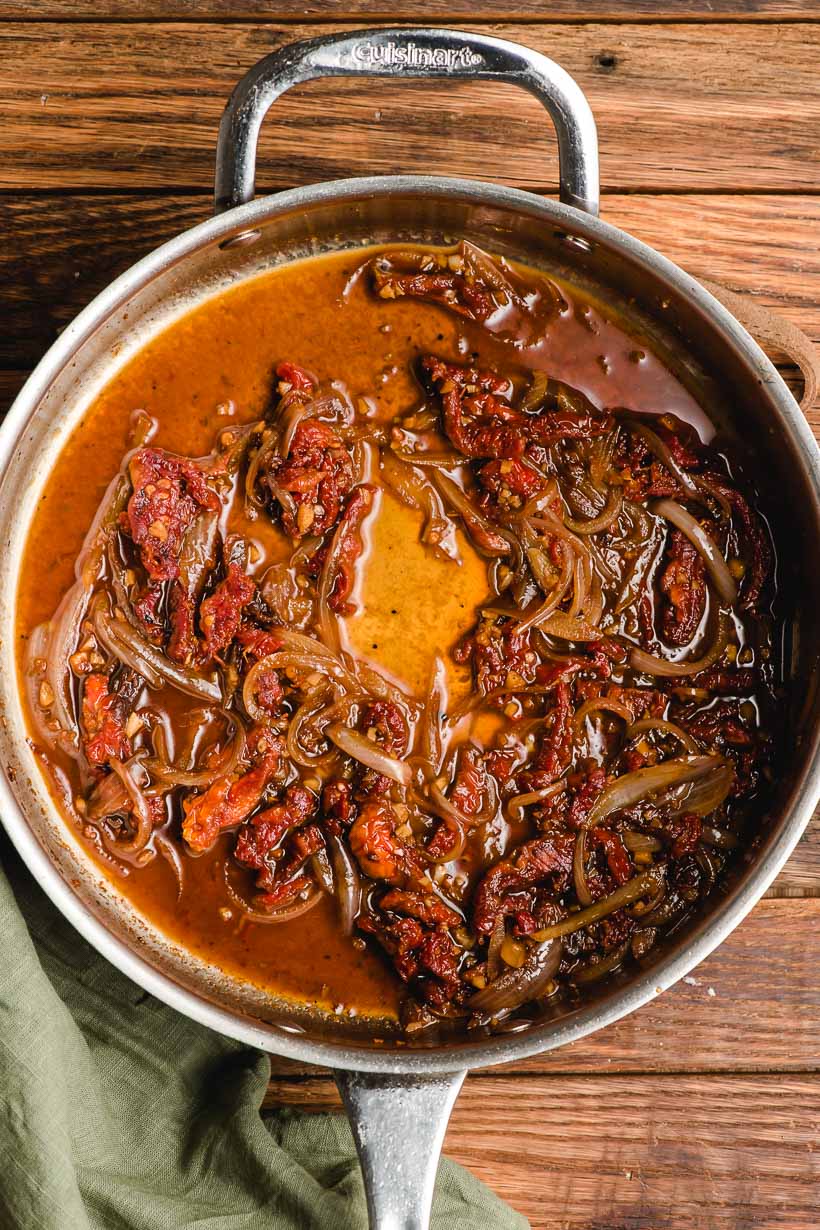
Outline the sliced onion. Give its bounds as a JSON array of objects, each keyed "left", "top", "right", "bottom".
[
  {"left": 422, "top": 657, "right": 447, "bottom": 773},
  {"left": 93, "top": 603, "right": 222, "bottom": 702},
  {"left": 571, "top": 940, "right": 630, "bottom": 984},
  {"left": 278, "top": 400, "right": 312, "bottom": 458},
  {"left": 145, "top": 715, "right": 245, "bottom": 787},
  {"left": 652, "top": 498, "right": 737, "bottom": 605},
  {"left": 573, "top": 828, "right": 594, "bottom": 907},
  {"left": 380, "top": 450, "right": 459, "bottom": 562},
  {"left": 470, "top": 937, "right": 562, "bottom": 1016},
  {"left": 519, "top": 369, "right": 550, "bottom": 413},
  {"left": 286, "top": 687, "right": 337, "bottom": 768},
  {"left": 390, "top": 448, "right": 464, "bottom": 468},
  {"left": 33, "top": 581, "right": 89, "bottom": 737},
  {"left": 626, "top": 717, "right": 699, "bottom": 755},
  {"left": 431, "top": 470, "right": 510, "bottom": 557},
  {"left": 155, "top": 831, "right": 184, "bottom": 900},
  {"left": 538, "top": 611, "right": 602, "bottom": 642},
  {"left": 516, "top": 545, "right": 575, "bottom": 634},
  {"left": 425, "top": 781, "right": 475, "bottom": 829},
  {"left": 486, "top": 916, "right": 506, "bottom": 982},
  {"left": 628, "top": 419, "right": 700, "bottom": 499},
  {"left": 504, "top": 781, "right": 566, "bottom": 824},
  {"left": 246, "top": 649, "right": 359, "bottom": 700},
  {"left": 566, "top": 552, "right": 587, "bottom": 620},
  {"left": 275, "top": 628, "right": 335, "bottom": 659},
  {"left": 629, "top": 610, "right": 731, "bottom": 678},
  {"left": 587, "top": 755, "right": 730, "bottom": 827},
  {"left": 310, "top": 847, "right": 335, "bottom": 896},
  {"left": 622, "top": 831, "right": 663, "bottom": 854},
  {"left": 327, "top": 831, "right": 362, "bottom": 935},
  {"left": 564, "top": 488, "right": 623, "bottom": 535},
  {"left": 326, "top": 722, "right": 411, "bottom": 787},
  {"left": 106, "top": 756, "right": 154, "bottom": 855},
  {"left": 665, "top": 761, "right": 734, "bottom": 818},
  {"left": 573, "top": 697, "right": 633, "bottom": 736},
  {"left": 244, "top": 430, "right": 278, "bottom": 513},
  {"left": 223, "top": 865, "right": 323, "bottom": 924},
  {"left": 533, "top": 868, "right": 665, "bottom": 941},
  {"left": 86, "top": 769, "right": 129, "bottom": 820},
  {"left": 700, "top": 823, "right": 740, "bottom": 849}
]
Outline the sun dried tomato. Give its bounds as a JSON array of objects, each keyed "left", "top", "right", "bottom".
[
  {"left": 450, "top": 746, "right": 487, "bottom": 819},
  {"left": 132, "top": 583, "right": 165, "bottom": 644},
  {"left": 477, "top": 457, "right": 545, "bottom": 515},
  {"left": 454, "top": 616, "right": 537, "bottom": 696},
  {"left": 663, "top": 812, "right": 702, "bottom": 858},
  {"left": 372, "top": 260, "right": 496, "bottom": 322},
  {"left": 349, "top": 799, "right": 426, "bottom": 886},
  {"left": 81, "top": 673, "right": 131, "bottom": 767},
  {"left": 266, "top": 418, "right": 354, "bottom": 539},
  {"left": 422, "top": 356, "right": 524, "bottom": 460},
  {"left": 522, "top": 682, "right": 574, "bottom": 789},
  {"left": 566, "top": 764, "right": 607, "bottom": 829},
  {"left": 125, "top": 448, "right": 219, "bottom": 582},
  {"left": 166, "top": 582, "right": 198, "bottom": 666},
  {"left": 326, "top": 485, "right": 376, "bottom": 615},
  {"left": 380, "top": 889, "right": 461, "bottom": 928},
  {"left": 590, "top": 828, "right": 633, "bottom": 885},
  {"left": 236, "top": 625, "right": 284, "bottom": 661},
  {"left": 275, "top": 361, "right": 315, "bottom": 394},
  {"left": 182, "top": 738, "right": 282, "bottom": 853},
  {"left": 473, "top": 832, "right": 575, "bottom": 935},
  {"left": 200, "top": 562, "right": 255, "bottom": 659},
  {"left": 658, "top": 529, "right": 707, "bottom": 647},
  {"left": 321, "top": 779, "right": 356, "bottom": 836}
]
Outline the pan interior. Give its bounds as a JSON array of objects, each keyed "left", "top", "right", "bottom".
[{"left": 1, "top": 184, "right": 818, "bottom": 1063}]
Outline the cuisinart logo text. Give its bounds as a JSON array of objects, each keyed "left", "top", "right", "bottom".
[{"left": 352, "top": 41, "right": 484, "bottom": 70}]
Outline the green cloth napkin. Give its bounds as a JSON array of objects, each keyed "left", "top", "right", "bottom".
[{"left": 0, "top": 839, "right": 527, "bottom": 1230}]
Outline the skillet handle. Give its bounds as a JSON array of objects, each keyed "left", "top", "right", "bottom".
[
  {"left": 334, "top": 1068, "right": 467, "bottom": 1230},
  {"left": 215, "top": 27, "right": 598, "bottom": 216}
]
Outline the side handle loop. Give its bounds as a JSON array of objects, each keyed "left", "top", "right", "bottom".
[{"left": 215, "top": 27, "right": 599, "bottom": 216}]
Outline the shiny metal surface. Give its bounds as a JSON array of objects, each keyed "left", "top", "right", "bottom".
[
  {"left": 1, "top": 29, "right": 818, "bottom": 1230},
  {"left": 335, "top": 1070, "right": 466, "bottom": 1230},
  {"left": 215, "top": 27, "right": 599, "bottom": 216}
]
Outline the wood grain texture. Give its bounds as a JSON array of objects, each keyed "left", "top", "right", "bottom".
[
  {"left": 2, "top": 22, "right": 820, "bottom": 192},
  {"left": 6, "top": 1, "right": 820, "bottom": 19},
  {"left": 261, "top": 1072, "right": 819, "bottom": 1228}
]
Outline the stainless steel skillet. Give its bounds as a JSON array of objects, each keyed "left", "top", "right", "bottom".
[{"left": 0, "top": 27, "right": 818, "bottom": 1230}]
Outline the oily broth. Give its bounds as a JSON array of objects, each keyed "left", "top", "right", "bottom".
[{"left": 17, "top": 243, "right": 725, "bottom": 1021}]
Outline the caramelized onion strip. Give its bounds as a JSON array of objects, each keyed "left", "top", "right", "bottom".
[
  {"left": 626, "top": 717, "right": 699, "bottom": 754},
  {"left": 326, "top": 722, "right": 411, "bottom": 787},
  {"left": 587, "top": 755, "right": 731, "bottom": 827},
  {"left": 533, "top": 868, "right": 666, "bottom": 941},
  {"left": 652, "top": 498, "right": 737, "bottom": 605},
  {"left": 629, "top": 610, "right": 730, "bottom": 678},
  {"left": 470, "top": 937, "right": 562, "bottom": 1016}
]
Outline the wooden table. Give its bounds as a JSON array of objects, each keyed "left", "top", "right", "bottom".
[{"left": 3, "top": 2, "right": 818, "bottom": 1226}]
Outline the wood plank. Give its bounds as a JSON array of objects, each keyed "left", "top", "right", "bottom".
[
  {"left": 2, "top": 23, "right": 819, "bottom": 192},
  {"left": 4, "top": 2, "right": 819, "bottom": 19},
  {"left": 261, "top": 1072, "right": 820, "bottom": 1228},
  {"left": 260, "top": 898, "right": 819, "bottom": 1078},
  {"left": 3, "top": 192, "right": 820, "bottom": 374}
]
